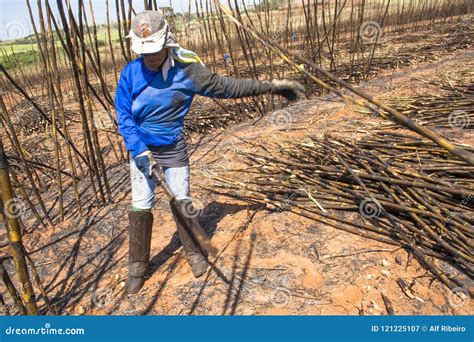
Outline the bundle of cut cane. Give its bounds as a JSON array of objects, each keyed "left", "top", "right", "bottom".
[
  {"left": 356, "top": 68, "right": 473, "bottom": 129},
  {"left": 359, "top": 93, "right": 473, "bottom": 129},
  {"left": 185, "top": 100, "right": 259, "bottom": 133},
  {"left": 201, "top": 131, "right": 474, "bottom": 291}
]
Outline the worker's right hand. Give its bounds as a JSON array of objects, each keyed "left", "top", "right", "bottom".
[{"left": 133, "top": 150, "right": 157, "bottom": 177}]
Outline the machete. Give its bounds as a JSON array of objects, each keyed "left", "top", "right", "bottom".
[{"left": 151, "top": 166, "right": 218, "bottom": 257}]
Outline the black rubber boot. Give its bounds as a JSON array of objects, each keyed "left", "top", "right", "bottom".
[
  {"left": 126, "top": 210, "right": 153, "bottom": 294},
  {"left": 170, "top": 199, "right": 210, "bottom": 278}
]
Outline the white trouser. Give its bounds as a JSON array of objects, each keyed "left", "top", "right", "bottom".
[{"left": 130, "top": 154, "right": 190, "bottom": 210}]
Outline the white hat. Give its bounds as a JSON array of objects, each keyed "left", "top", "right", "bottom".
[{"left": 126, "top": 10, "right": 178, "bottom": 55}]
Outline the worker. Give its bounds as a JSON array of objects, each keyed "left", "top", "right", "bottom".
[{"left": 115, "top": 10, "right": 304, "bottom": 294}]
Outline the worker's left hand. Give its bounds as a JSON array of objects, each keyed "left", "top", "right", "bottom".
[{"left": 271, "top": 79, "right": 305, "bottom": 101}]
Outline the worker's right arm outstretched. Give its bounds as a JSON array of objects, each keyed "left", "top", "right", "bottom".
[{"left": 183, "top": 62, "right": 305, "bottom": 101}]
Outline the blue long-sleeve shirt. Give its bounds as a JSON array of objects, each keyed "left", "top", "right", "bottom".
[{"left": 114, "top": 54, "right": 274, "bottom": 157}]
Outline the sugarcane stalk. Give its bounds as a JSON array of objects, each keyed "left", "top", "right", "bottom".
[{"left": 0, "top": 139, "right": 38, "bottom": 315}]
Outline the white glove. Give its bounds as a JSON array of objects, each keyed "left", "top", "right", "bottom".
[{"left": 133, "top": 150, "right": 157, "bottom": 177}]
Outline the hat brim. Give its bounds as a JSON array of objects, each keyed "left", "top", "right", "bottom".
[{"left": 130, "top": 36, "right": 166, "bottom": 55}]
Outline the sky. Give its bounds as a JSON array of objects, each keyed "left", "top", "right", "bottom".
[{"left": 0, "top": 0, "right": 200, "bottom": 41}]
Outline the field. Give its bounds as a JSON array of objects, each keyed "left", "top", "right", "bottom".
[{"left": 0, "top": 0, "right": 473, "bottom": 316}]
